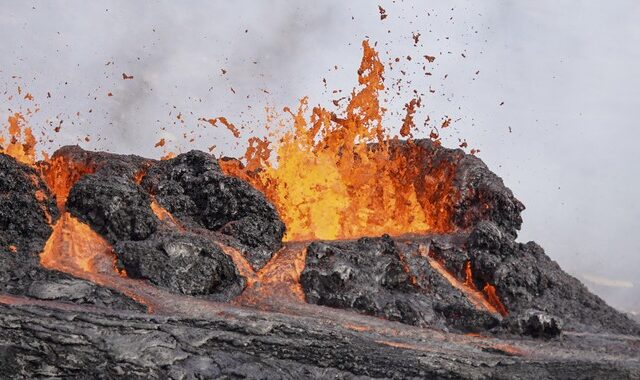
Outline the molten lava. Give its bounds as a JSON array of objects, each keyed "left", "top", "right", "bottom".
[
  {"left": 39, "top": 156, "right": 96, "bottom": 208},
  {"left": 29, "top": 150, "right": 121, "bottom": 281},
  {"left": 150, "top": 200, "right": 185, "bottom": 230},
  {"left": 419, "top": 245, "right": 507, "bottom": 317},
  {"left": 221, "top": 40, "right": 457, "bottom": 241},
  {"left": 483, "top": 284, "right": 508, "bottom": 317},
  {"left": 0, "top": 113, "right": 36, "bottom": 166},
  {"left": 235, "top": 244, "right": 308, "bottom": 306},
  {"left": 40, "top": 213, "right": 124, "bottom": 278},
  {"left": 0, "top": 37, "right": 501, "bottom": 324}
]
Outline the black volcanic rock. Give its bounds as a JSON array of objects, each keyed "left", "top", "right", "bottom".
[
  {"left": 47, "top": 145, "right": 151, "bottom": 181},
  {"left": 0, "top": 154, "right": 58, "bottom": 255},
  {"left": 504, "top": 309, "right": 563, "bottom": 338},
  {"left": 0, "top": 147, "right": 249, "bottom": 301},
  {"left": 302, "top": 227, "right": 639, "bottom": 335},
  {"left": 463, "top": 221, "right": 640, "bottom": 335},
  {"left": 67, "top": 173, "right": 158, "bottom": 242},
  {"left": 114, "top": 230, "right": 245, "bottom": 300},
  {"left": 50, "top": 147, "right": 286, "bottom": 298},
  {"left": 141, "top": 150, "right": 285, "bottom": 269},
  {"left": 301, "top": 235, "right": 501, "bottom": 332},
  {"left": 0, "top": 154, "right": 144, "bottom": 311},
  {"left": 451, "top": 150, "right": 525, "bottom": 239}
]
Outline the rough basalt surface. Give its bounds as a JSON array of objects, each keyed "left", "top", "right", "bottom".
[
  {"left": 0, "top": 154, "right": 58, "bottom": 254},
  {"left": 1, "top": 300, "right": 639, "bottom": 379},
  {"left": 301, "top": 230, "right": 640, "bottom": 335},
  {"left": 301, "top": 235, "right": 500, "bottom": 332},
  {"left": 67, "top": 173, "right": 158, "bottom": 242},
  {"left": 53, "top": 146, "right": 286, "bottom": 298},
  {"left": 141, "top": 151, "right": 285, "bottom": 269},
  {"left": 0, "top": 153, "right": 144, "bottom": 311},
  {"left": 114, "top": 230, "right": 245, "bottom": 299}
]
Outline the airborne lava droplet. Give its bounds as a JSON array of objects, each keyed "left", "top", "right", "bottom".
[
  {"left": 378, "top": 5, "right": 387, "bottom": 20},
  {"left": 400, "top": 98, "right": 421, "bottom": 137},
  {"left": 202, "top": 117, "right": 241, "bottom": 138},
  {"left": 412, "top": 32, "right": 421, "bottom": 45},
  {"left": 122, "top": 73, "right": 134, "bottom": 80},
  {"left": 154, "top": 138, "right": 166, "bottom": 148}
]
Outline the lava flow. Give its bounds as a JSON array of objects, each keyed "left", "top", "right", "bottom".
[
  {"left": 235, "top": 244, "right": 308, "bottom": 306},
  {"left": 419, "top": 245, "right": 507, "bottom": 317},
  {"left": 40, "top": 212, "right": 124, "bottom": 279},
  {"left": 0, "top": 126, "right": 125, "bottom": 284},
  {"left": 38, "top": 161, "right": 125, "bottom": 282}
]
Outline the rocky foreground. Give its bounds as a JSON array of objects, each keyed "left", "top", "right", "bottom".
[{"left": 1, "top": 141, "right": 639, "bottom": 379}]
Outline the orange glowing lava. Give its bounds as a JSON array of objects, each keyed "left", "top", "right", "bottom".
[
  {"left": 483, "top": 283, "right": 508, "bottom": 317},
  {"left": 150, "top": 200, "right": 184, "bottom": 230},
  {"left": 419, "top": 245, "right": 505, "bottom": 317},
  {"left": 222, "top": 41, "right": 457, "bottom": 241},
  {"left": 32, "top": 150, "right": 121, "bottom": 280},
  {"left": 39, "top": 156, "right": 96, "bottom": 208},
  {"left": 463, "top": 261, "right": 476, "bottom": 289},
  {"left": 40, "top": 213, "right": 124, "bottom": 278},
  {"left": 235, "top": 244, "right": 308, "bottom": 305},
  {"left": 0, "top": 113, "right": 36, "bottom": 166}
]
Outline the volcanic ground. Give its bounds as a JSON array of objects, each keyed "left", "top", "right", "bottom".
[{"left": 1, "top": 140, "right": 639, "bottom": 379}]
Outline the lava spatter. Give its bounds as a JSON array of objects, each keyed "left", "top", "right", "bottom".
[
  {"left": 222, "top": 41, "right": 458, "bottom": 241},
  {"left": 0, "top": 113, "right": 36, "bottom": 166}
]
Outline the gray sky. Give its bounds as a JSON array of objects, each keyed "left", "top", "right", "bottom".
[{"left": 1, "top": 1, "right": 638, "bottom": 315}]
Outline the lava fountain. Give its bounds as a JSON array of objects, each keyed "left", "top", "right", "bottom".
[{"left": 220, "top": 40, "right": 458, "bottom": 241}]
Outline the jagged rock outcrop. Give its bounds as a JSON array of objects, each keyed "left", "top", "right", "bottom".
[
  {"left": 114, "top": 230, "right": 245, "bottom": 299},
  {"left": 51, "top": 147, "right": 286, "bottom": 299},
  {"left": 0, "top": 154, "right": 58, "bottom": 255},
  {"left": 503, "top": 309, "right": 563, "bottom": 338},
  {"left": 387, "top": 139, "right": 525, "bottom": 238},
  {"left": 141, "top": 151, "right": 285, "bottom": 269},
  {"left": 301, "top": 235, "right": 500, "bottom": 332},
  {"left": 67, "top": 173, "right": 158, "bottom": 242},
  {"left": 0, "top": 153, "right": 144, "bottom": 311}
]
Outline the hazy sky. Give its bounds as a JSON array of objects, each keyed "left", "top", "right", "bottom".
[{"left": 1, "top": 1, "right": 638, "bottom": 314}]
